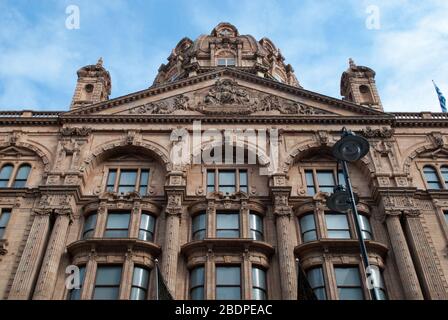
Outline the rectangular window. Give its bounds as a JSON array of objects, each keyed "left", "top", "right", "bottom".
[
  {"left": 68, "top": 266, "right": 86, "bottom": 300},
  {"left": 335, "top": 267, "right": 364, "bottom": 300},
  {"left": 325, "top": 213, "right": 351, "bottom": 239},
  {"left": 252, "top": 267, "right": 267, "bottom": 300},
  {"left": 192, "top": 212, "right": 206, "bottom": 241},
  {"left": 219, "top": 170, "right": 236, "bottom": 194},
  {"left": 207, "top": 169, "right": 248, "bottom": 194},
  {"left": 216, "top": 266, "right": 241, "bottom": 300},
  {"left": 138, "top": 213, "right": 155, "bottom": 242},
  {"left": 299, "top": 214, "right": 317, "bottom": 243},
  {"left": 118, "top": 169, "right": 138, "bottom": 193},
  {"left": 0, "top": 208, "right": 11, "bottom": 238},
  {"left": 216, "top": 211, "right": 240, "bottom": 238},
  {"left": 305, "top": 169, "right": 344, "bottom": 196},
  {"left": 93, "top": 265, "right": 122, "bottom": 300},
  {"left": 130, "top": 266, "right": 150, "bottom": 300},
  {"left": 190, "top": 266, "right": 205, "bottom": 300},
  {"left": 249, "top": 213, "right": 263, "bottom": 241},
  {"left": 139, "top": 169, "right": 150, "bottom": 196},
  {"left": 207, "top": 170, "right": 215, "bottom": 193},
  {"left": 306, "top": 267, "right": 326, "bottom": 300},
  {"left": 106, "top": 169, "right": 117, "bottom": 192},
  {"left": 217, "top": 58, "right": 236, "bottom": 66},
  {"left": 104, "top": 211, "right": 130, "bottom": 238}
]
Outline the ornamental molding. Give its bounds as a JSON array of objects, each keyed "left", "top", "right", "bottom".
[
  {"left": 60, "top": 126, "right": 92, "bottom": 137},
  {"left": 359, "top": 126, "right": 394, "bottom": 139},
  {"left": 127, "top": 79, "right": 331, "bottom": 116}
]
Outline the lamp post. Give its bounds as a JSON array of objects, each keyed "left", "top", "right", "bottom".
[{"left": 326, "top": 128, "right": 378, "bottom": 301}]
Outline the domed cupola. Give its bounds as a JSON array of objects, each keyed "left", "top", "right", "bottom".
[{"left": 153, "top": 22, "right": 300, "bottom": 87}]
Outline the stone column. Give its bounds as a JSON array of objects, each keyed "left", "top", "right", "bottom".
[
  {"left": 272, "top": 191, "right": 297, "bottom": 300},
  {"left": 403, "top": 210, "right": 448, "bottom": 299},
  {"left": 33, "top": 210, "right": 72, "bottom": 300},
  {"left": 160, "top": 192, "right": 182, "bottom": 297},
  {"left": 384, "top": 211, "right": 423, "bottom": 300},
  {"left": 8, "top": 210, "right": 52, "bottom": 300}
]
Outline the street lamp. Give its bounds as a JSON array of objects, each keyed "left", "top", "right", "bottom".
[{"left": 326, "top": 127, "right": 379, "bottom": 301}]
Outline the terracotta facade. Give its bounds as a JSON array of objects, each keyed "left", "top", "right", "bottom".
[{"left": 0, "top": 23, "right": 448, "bottom": 300}]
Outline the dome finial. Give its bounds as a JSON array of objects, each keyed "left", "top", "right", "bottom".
[
  {"left": 349, "top": 58, "right": 356, "bottom": 69},
  {"left": 96, "top": 57, "right": 103, "bottom": 67}
]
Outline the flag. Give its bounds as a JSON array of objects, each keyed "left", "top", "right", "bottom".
[
  {"left": 296, "top": 259, "right": 317, "bottom": 301},
  {"left": 433, "top": 80, "right": 447, "bottom": 113},
  {"left": 155, "top": 262, "right": 174, "bottom": 300}
]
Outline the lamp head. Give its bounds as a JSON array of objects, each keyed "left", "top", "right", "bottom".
[
  {"left": 326, "top": 185, "right": 359, "bottom": 212},
  {"left": 333, "top": 130, "right": 370, "bottom": 162}
]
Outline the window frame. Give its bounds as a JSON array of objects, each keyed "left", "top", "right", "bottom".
[
  {"left": 249, "top": 212, "right": 264, "bottom": 241},
  {"left": 103, "top": 210, "right": 131, "bottom": 238},
  {"left": 138, "top": 212, "right": 156, "bottom": 242},
  {"left": 206, "top": 168, "right": 249, "bottom": 194},
  {"left": 306, "top": 266, "right": 327, "bottom": 300},
  {"left": 423, "top": 165, "right": 443, "bottom": 190},
  {"left": 215, "top": 265, "right": 242, "bottom": 300},
  {"left": 0, "top": 163, "right": 14, "bottom": 188},
  {"left": 324, "top": 212, "right": 352, "bottom": 239},
  {"left": 82, "top": 212, "right": 98, "bottom": 239},
  {"left": 130, "top": 266, "right": 150, "bottom": 300},
  {"left": 189, "top": 265, "right": 205, "bottom": 300},
  {"left": 12, "top": 163, "right": 31, "bottom": 188},
  {"left": 251, "top": 266, "right": 268, "bottom": 300},
  {"left": 92, "top": 265, "right": 123, "bottom": 300},
  {"left": 298, "top": 213, "right": 318, "bottom": 243},
  {"left": 302, "top": 167, "right": 344, "bottom": 196},
  {"left": 215, "top": 211, "right": 241, "bottom": 238},
  {"left": 192, "top": 211, "right": 207, "bottom": 241},
  {"left": 216, "top": 57, "right": 236, "bottom": 67},
  {"left": 334, "top": 265, "right": 365, "bottom": 300},
  {"left": 104, "top": 167, "right": 151, "bottom": 195}
]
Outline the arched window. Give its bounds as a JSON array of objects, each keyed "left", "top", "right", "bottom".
[
  {"left": 13, "top": 164, "right": 31, "bottom": 188},
  {"left": 423, "top": 166, "right": 442, "bottom": 190},
  {"left": 0, "top": 164, "right": 13, "bottom": 187},
  {"left": 441, "top": 166, "right": 448, "bottom": 188}
]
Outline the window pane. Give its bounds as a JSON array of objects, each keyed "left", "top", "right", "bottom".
[
  {"left": 317, "top": 171, "right": 335, "bottom": 187},
  {"left": 82, "top": 214, "right": 97, "bottom": 239},
  {"left": 132, "top": 267, "right": 150, "bottom": 289},
  {"left": 252, "top": 267, "right": 266, "bottom": 290},
  {"left": 305, "top": 170, "right": 315, "bottom": 196},
  {"left": 0, "top": 209, "right": 11, "bottom": 227},
  {"left": 226, "top": 58, "right": 236, "bottom": 66},
  {"left": 327, "top": 230, "right": 351, "bottom": 239},
  {"left": 249, "top": 213, "right": 263, "bottom": 240},
  {"left": 216, "top": 230, "right": 240, "bottom": 238},
  {"left": 359, "top": 215, "right": 373, "bottom": 240},
  {"left": 307, "top": 268, "right": 325, "bottom": 288},
  {"left": 219, "top": 171, "right": 235, "bottom": 185},
  {"left": 315, "top": 288, "right": 327, "bottom": 300},
  {"left": 300, "top": 214, "right": 315, "bottom": 232},
  {"left": 192, "top": 213, "right": 206, "bottom": 240},
  {"left": 130, "top": 287, "right": 146, "bottom": 300},
  {"left": 191, "top": 287, "right": 204, "bottom": 300},
  {"left": 139, "top": 213, "right": 155, "bottom": 241},
  {"left": 190, "top": 267, "right": 205, "bottom": 287},
  {"left": 106, "top": 212, "right": 130, "bottom": 229},
  {"left": 0, "top": 165, "right": 13, "bottom": 187},
  {"left": 15, "top": 165, "right": 31, "bottom": 180},
  {"left": 207, "top": 170, "right": 215, "bottom": 192},
  {"left": 424, "top": 166, "right": 442, "bottom": 189},
  {"left": 139, "top": 170, "right": 149, "bottom": 186},
  {"left": 216, "top": 267, "right": 240, "bottom": 285},
  {"left": 444, "top": 211, "right": 448, "bottom": 224},
  {"left": 118, "top": 170, "right": 137, "bottom": 193},
  {"left": 93, "top": 287, "right": 120, "bottom": 300},
  {"left": 326, "top": 214, "right": 349, "bottom": 229},
  {"left": 441, "top": 166, "right": 448, "bottom": 185},
  {"left": 252, "top": 288, "right": 266, "bottom": 300},
  {"left": 95, "top": 266, "right": 122, "bottom": 286},
  {"left": 302, "top": 231, "right": 317, "bottom": 242},
  {"left": 339, "top": 288, "right": 364, "bottom": 300},
  {"left": 216, "top": 287, "right": 241, "bottom": 300},
  {"left": 217, "top": 213, "right": 239, "bottom": 229},
  {"left": 335, "top": 268, "right": 361, "bottom": 286},
  {"left": 106, "top": 169, "right": 116, "bottom": 191},
  {"left": 219, "top": 186, "right": 236, "bottom": 194}
]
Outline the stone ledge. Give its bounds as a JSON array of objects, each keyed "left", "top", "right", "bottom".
[{"left": 181, "top": 238, "right": 275, "bottom": 257}]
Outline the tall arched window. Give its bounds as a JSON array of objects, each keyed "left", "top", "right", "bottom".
[
  {"left": 13, "top": 164, "right": 31, "bottom": 188},
  {"left": 423, "top": 166, "right": 442, "bottom": 190},
  {"left": 0, "top": 164, "right": 14, "bottom": 187}
]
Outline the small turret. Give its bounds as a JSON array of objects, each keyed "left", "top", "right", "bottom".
[{"left": 70, "top": 58, "right": 111, "bottom": 110}]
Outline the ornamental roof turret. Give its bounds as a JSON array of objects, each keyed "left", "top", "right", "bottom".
[{"left": 153, "top": 22, "right": 300, "bottom": 87}]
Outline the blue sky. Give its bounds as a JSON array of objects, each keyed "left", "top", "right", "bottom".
[{"left": 1, "top": 0, "right": 447, "bottom": 112}]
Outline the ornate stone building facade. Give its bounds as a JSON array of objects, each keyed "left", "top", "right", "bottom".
[{"left": 0, "top": 22, "right": 448, "bottom": 300}]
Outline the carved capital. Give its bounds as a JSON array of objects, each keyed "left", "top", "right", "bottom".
[{"left": 403, "top": 209, "right": 421, "bottom": 218}]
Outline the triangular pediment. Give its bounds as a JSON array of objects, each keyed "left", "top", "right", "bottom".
[
  {"left": 63, "top": 68, "right": 387, "bottom": 118},
  {"left": 0, "top": 146, "right": 35, "bottom": 158}
]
